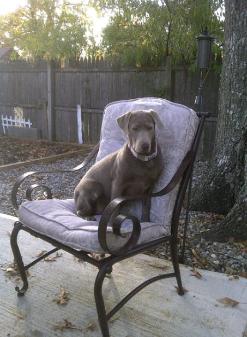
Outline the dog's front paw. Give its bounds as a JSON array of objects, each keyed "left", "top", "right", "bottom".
[
  {"left": 84, "top": 216, "right": 97, "bottom": 221},
  {"left": 76, "top": 211, "right": 97, "bottom": 221},
  {"left": 90, "top": 253, "right": 105, "bottom": 261}
]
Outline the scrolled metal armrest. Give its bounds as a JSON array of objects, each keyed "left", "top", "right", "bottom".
[
  {"left": 98, "top": 196, "right": 144, "bottom": 256},
  {"left": 11, "top": 143, "right": 99, "bottom": 210},
  {"left": 25, "top": 183, "right": 53, "bottom": 201}
]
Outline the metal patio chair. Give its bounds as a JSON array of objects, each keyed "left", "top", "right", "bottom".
[{"left": 10, "top": 97, "right": 206, "bottom": 337}]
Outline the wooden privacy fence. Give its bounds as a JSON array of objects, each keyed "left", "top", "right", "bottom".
[
  {"left": 0, "top": 59, "right": 220, "bottom": 160},
  {"left": 54, "top": 105, "right": 103, "bottom": 144},
  {"left": 81, "top": 108, "right": 103, "bottom": 144}
]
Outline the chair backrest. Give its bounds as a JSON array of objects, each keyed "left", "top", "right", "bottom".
[{"left": 96, "top": 98, "right": 199, "bottom": 230}]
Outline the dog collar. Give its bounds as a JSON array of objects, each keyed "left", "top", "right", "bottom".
[{"left": 128, "top": 143, "right": 158, "bottom": 162}]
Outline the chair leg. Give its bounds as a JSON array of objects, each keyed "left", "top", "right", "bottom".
[
  {"left": 170, "top": 239, "right": 184, "bottom": 296},
  {"left": 10, "top": 222, "right": 28, "bottom": 296},
  {"left": 94, "top": 264, "right": 112, "bottom": 337}
]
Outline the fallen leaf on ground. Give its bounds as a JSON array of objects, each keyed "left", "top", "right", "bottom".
[
  {"left": 6, "top": 308, "right": 26, "bottom": 320},
  {"left": 105, "top": 273, "right": 112, "bottom": 278},
  {"left": 190, "top": 269, "right": 203, "bottom": 279},
  {"left": 1, "top": 262, "right": 16, "bottom": 270},
  {"left": 217, "top": 297, "right": 239, "bottom": 307},
  {"left": 228, "top": 275, "right": 239, "bottom": 280},
  {"left": 85, "top": 322, "right": 97, "bottom": 331},
  {"left": 54, "top": 287, "right": 70, "bottom": 305},
  {"left": 175, "top": 286, "right": 188, "bottom": 294},
  {"left": 53, "top": 319, "right": 83, "bottom": 332},
  {"left": 35, "top": 250, "right": 47, "bottom": 257},
  {"left": 109, "top": 314, "right": 120, "bottom": 324},
  {"left": 148, "top": 261, "right": 169, "bottom": 270},
  {"left": 5, "top": 267, "right": 18, "bottom": 275},
  {"left": 191, "top": 249, "right": 208, "bottom": 268},
  {"left": 1, "top": 262, "right": 19, "bottom": 277},
  {"left": 6, "top": 308, "right": 26, "bottom": 319},
  {"left": 90, "top": 253, "right": 105, "bottom": 260},
  {"left": 44, "top": 256, "right": 57, "bottom": 262},
  {"left": 74, "top": 257, "right": 85, "bottom": 264},
  {"left": 44, "top": 252, "right": 62, "bottom": 262}
]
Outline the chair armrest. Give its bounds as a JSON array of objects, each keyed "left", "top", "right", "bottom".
[
  {"left": 11, "top": 143, "right": 99, "bottom": 210},
  {"left": 98, "top": 195, "right": 145, "bottom": 256},
  {"left": 151, "top": 150, "right": 193, "bottom": 197}
]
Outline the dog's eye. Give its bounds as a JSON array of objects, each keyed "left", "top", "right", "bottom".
[
  {"left": 132, "top": 126, "right": 138, "bottom": 131},
  {"left": 146, "top": 126, "right": 153, "bottom": 131}
]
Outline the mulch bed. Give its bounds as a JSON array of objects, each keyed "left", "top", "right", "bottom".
[{"left": 0, "top": 136, "right": 84, "bottom": 166}]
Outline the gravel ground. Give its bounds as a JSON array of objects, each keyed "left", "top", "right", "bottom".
[
  {"left": 0, "top": 148, "right": 246, "bottom": 278},
  {"left": 0, "top": 152, "right": 91, "bottom": 216}
]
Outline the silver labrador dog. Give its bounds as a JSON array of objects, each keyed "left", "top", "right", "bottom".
[{"left": 74, "top": 110, "right": 163, "bottom": 218}]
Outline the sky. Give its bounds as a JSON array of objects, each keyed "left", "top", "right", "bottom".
[
  {"left": 0, "top": 0, "right": 27, "bottom": 15},
  {"left": 0, "top": 0, "right": 109, "bottom": 43}
]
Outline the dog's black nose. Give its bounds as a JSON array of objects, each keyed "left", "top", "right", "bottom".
[{"left": 141, "top": 143, "right": 149, "bottom": 152}]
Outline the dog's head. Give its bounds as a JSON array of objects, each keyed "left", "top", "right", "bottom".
[{"left": 117, "top": 109, "right": 163, "bottom": 155}]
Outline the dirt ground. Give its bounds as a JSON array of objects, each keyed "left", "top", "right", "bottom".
[{"left": 0, "top": 136, "right": 84, "bottom": 166}]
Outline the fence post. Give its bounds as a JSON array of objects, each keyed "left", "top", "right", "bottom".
[
  {"left": 2, "top": 115, "right": 6, "bottom": 134},
  {"left": 47, "top": 60, "right": 55, "bottom": 141},
  {"left": 77, "top": 104, "right": 83, "bottom": 144}
]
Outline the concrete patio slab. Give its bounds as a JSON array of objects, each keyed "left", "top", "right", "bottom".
[{"left": 0, "top": 213, "right": 247, "bottom": 337}]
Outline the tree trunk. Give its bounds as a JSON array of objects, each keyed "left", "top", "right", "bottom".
[{"left": 191, "top": 0, "right": 247, "bottom": 240}]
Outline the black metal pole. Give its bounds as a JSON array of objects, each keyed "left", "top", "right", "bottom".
[{"left": 179, "top": 29, "right": 214, "bottom": 263}]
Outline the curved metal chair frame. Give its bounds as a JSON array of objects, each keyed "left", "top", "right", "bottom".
[{"left": 10, "top": 113, "right": 207, "bottom": 337}]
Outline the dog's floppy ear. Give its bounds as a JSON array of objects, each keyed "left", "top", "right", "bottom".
[
  {"left": 149, "top": 110, "right": 164, "bottom": 129},
  {"left": 117, "top": 111, "right": 132, "bottom": 134}
]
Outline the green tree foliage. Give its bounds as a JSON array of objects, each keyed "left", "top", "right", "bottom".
[
  {"left": 94, "top": 0, "right": 224, "bottom": 67},
  {"left": 0, "top": 0, "right": 92, "bottom": 61}
]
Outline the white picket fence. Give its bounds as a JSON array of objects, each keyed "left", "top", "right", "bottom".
[{"left": 1, "top": 115, "right": 32, "bottom": 135}]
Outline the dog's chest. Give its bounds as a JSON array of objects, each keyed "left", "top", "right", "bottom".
[
  {"left": 122, "top": 157, "right": 160, "bottom": 181},
  {"left": 113, "top": 146, "right": 162, "bottom": 183}
]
